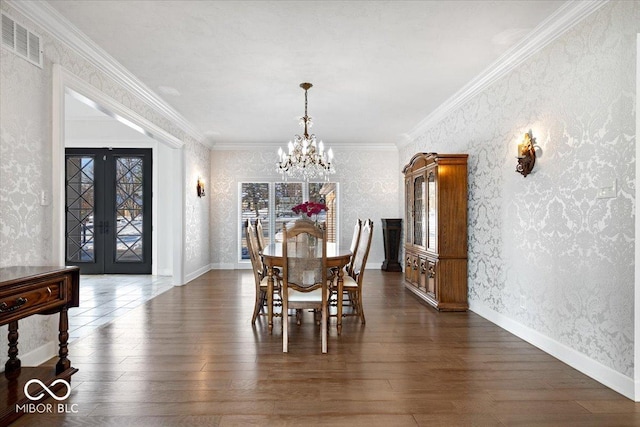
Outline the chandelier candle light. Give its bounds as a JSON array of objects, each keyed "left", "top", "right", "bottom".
[{"left": 277, "top": 83, "right": 335, "bottom": 181}]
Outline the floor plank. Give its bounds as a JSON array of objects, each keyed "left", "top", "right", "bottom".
[{"left": 10, "top": 269, "right": 639, "bottom": 426}]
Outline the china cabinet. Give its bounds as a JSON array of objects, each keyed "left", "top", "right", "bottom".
[{"left": 403, "top": 153, "right": 468, "bottom": 311}]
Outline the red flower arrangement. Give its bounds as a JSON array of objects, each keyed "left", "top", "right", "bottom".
[{"left": 292, "top": 201, "right": 327, "bottom": 217}]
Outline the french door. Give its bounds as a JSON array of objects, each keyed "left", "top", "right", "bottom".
[{"left": 65, "top": 148, "right": 152, "bottom": 274}]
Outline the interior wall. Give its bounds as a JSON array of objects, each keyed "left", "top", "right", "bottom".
[
  {"left": 0, "top": 0, "right": 209, "bottom": 365},
  {"left": 210, "top": 147, "right": 400, "bottom": 269},
  {"left": 635, "top": 32, "right": 640, "bottom": 401},
  {"left": 184, "top": 140, "right": 211, "bottom": 281},
  {"left": 156, "top": 142, "right": 175, "bottom": 276},
  {"left": 400, "top": 0, "right": 638, "bottom": 395}
]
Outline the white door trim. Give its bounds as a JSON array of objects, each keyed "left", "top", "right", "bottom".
[{"left": 52, "top": 64, "right": 185, "bottom": 285}]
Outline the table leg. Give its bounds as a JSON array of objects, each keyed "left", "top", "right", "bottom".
[
  {"left": 337, "top": 268, "right": 344, "bottom": 335},
  {"left": 5, "top": 320, "right": 21, "bottom": 373},
  {"left": 267, "top": 266, "right": 274, "bottom": 334},
  {"left": 56, "top": 307, "right": 70, "bottom": 375}
]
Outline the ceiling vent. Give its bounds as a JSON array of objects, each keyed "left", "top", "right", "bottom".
[{"left": 1, "top": 12, "right": 42, "bottom": 68}]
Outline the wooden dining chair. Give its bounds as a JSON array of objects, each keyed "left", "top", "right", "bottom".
[
  {"left": 247, "top": 220, "right": 279, "bottom": 324},
  {"left": 341, "top": 218, "right": 373, "bottom": 324},
  {"left": 256, "top": 217, "right": 267, "bottom": 253},
  {"left": 328, "top": 218, "right": 361, "bottom": 312},
  {"left": 282, "top": 219, "right": 328, "bottom": 353},
  {"left": 347, "top": 218, "right": 362, "bottom": 276}
]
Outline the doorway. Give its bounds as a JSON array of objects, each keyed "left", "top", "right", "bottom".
[{"left": 65, "top": 148, "right": 152, "bottom": 274}]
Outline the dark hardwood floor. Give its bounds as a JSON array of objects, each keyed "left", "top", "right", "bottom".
[{"left": 12, "top": 270, "right": 640, "bottom": 426}]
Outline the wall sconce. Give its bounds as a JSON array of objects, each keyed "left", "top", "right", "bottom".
[
  {"left": 516, "top": 131, "right": 536, "bottom": 177},
  {"left": 197, "top": 177, "right": 205, "bottom": 198}
]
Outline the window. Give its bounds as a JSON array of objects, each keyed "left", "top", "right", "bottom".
[
  {"left": 239, "top": 181, "right": 338, "bottom": 261},
  {"left": 240, "top": 182, "right": 269, "bottom": 260},
  {"left": 274, "top": 182, "right": 303, "bottom": 241}
]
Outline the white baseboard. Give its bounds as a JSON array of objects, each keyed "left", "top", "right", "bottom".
[
  {"left": 470, "top": 300, "right": 635, "bottom": 400},
  {"left": 364, "top": 257, "right": 384, "bottom": 269},
  {"left": 156, "top": 267, "right": 172, "bottom": 276},
  {"left": 4, "top": 341, "right": 57, "bottom": 371},
  {"left": 184, "top": 264, "right": 212, "bottom": 284},
  {"left": 211, "top": 263, "right": 235, "bottom": 270}
]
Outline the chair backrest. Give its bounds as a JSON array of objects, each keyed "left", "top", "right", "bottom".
[
  {"left": 282, "top": 219, "right": 327, "bottom": 293},
  {"left": 347, "top": 219, "right": 362, "bottom": 276},
  {"left": 256, "top": 218, "right": 267, "bottom": 252},
  {"left": 246, "top": 220, "right": 264, "bottom": 281},
  {"left": 350, "top": 219, "right": 373, "bottom": 281}
]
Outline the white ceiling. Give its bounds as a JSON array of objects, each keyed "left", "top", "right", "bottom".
[{"left": 48, "top": 0, "right": 566, "bottom": 148}]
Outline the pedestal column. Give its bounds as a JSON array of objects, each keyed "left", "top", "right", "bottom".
[{"left": 381, "top": 218, "right": 402, "bottom": 272}]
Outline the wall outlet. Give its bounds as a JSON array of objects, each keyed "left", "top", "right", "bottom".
[{"left": 596, "top": 179, "right": 617, "bottom": 199}]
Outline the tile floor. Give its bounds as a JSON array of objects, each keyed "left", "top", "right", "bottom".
[{"left": 68, "top": 274, "right": 174, "bottom": 342}]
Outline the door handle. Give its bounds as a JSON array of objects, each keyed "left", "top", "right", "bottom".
[{"left": 96, "top": 221, "right": 110, "bottom": 234}]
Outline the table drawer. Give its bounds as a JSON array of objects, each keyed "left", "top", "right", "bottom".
[{"left": 0, "top": 278, "right": 68, "bottom": 323}]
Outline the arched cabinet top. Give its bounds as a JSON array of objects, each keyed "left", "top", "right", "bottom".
[{"left": 402, "top": 152, "right": 468, "bottom": 174}]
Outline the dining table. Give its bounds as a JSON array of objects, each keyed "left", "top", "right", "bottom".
[{"left": 261, "top": 242, "right": 352, "bottom": 335}]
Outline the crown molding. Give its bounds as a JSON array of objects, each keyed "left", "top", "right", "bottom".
[
  {"left": 59, "top": 65, "right": 184, "bottom": 149},
  {"left": 210, "top": 140, "right": 398, "bottom": 152},
  {"left": 7, "top": 0, "right": 205, "bottom": 145},
  {"left": 401, "top": 0, "right": 609, "bottom": 147},
  {"left": 65, "top": 138, "right": 156, "bottom": 146}
]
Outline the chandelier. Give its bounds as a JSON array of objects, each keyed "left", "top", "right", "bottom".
[{"left": 277, "top": 83, "right": 335, "bottom": 181}]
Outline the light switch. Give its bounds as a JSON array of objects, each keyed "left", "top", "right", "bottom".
[
  {"left": 40, "top": 190, "right": 50, "bottom": 206},
  {"left": 596, "top": 180, "right": 617, "bottom": 199}
]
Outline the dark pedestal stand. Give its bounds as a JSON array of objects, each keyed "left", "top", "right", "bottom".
[{"left": 381, "top": 218, "right": 402, "bottom": 272}]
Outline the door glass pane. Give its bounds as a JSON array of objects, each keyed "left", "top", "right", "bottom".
[
  {"left": 115, "top": 156, "right": 144, "bottom": 262},
  {"left": 66, "top": 156, "right": 95, "bottom": 262},
  {"left": 275, "top": 182, "right": 303, "bottom": 241},
  {"left": 309, "top": 182, "right": 336, "bottom": 243},
  {"left": 241, "top": 183, "right": 269, "bottom": 259}
]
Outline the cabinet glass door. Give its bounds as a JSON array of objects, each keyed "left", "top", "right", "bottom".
[
  {"left": 413, "top": 175, "right": 425, "bottom": 247},
  {"left": 427, "top": 170, "right": 436, "bottom": 251},
  {"left": 405, "top": 179, "right": 412, "bottom": 244}
]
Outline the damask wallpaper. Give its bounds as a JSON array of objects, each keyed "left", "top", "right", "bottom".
[
  {"left": 1, "top": 0, "right": 637, "bottom": 393},
  {"left": 184, "top": 138, "right": 211, "bottom": 277},
  {"left": 0, "top": 1, "right": 210, "bottom": 365},
  {"left": 210, "top": 148, "right": 400, "bottom": 269},
  {"left": 400, "top": 0, "right": 638, "bottom": 379}
]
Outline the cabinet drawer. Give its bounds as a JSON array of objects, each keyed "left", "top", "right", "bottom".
[{"left": 0, "top": 278, "right": 67, "bottom": 323}]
